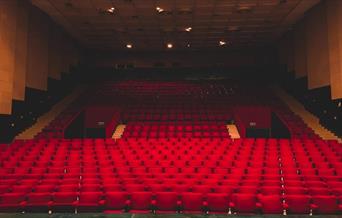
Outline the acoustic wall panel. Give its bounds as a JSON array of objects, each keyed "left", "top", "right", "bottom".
[
  {"left": 0, "top": 1, "right": 17, "bottom": 114},
  {"left": 327, "top": 0, "right": 342, "bottom": 99},
  {"left": 13, "top": 0, "right": 29, "bottom": 100},
  {"left": 306, "top": 2, "right": 330, "bottom": 89}
]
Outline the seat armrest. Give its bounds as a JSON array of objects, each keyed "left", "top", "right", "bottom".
[
  {"left": 310, "top": 203, "right": 318, "bottom": 209},
  {"left": 177, "top": 200, "right": 182, "bottom": 206},
  {"left": 72, "top": 200, "right": 78, "bottom": 206},
  {"left": 20, "top": 201, "right": 27, "bottom": 207},
  {"left": 48, "top": 201, "right": 54, "bottom": 207},
  {"left": 203, "top": 201, "right": 208, "bottom": 207},
  {"left": 256, "top": 202, "right": 262, "bottom": 208},
  {"left": 229, "top": 202, "right": 235, "bottom": 208},
  {"left": 99, "top": 200, "right": 105, "bottom": 205},
  {"left": 151, "top": 200, "right": 156, "bottom": 206}
]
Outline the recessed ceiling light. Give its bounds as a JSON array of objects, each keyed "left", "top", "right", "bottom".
[
  {"left": 219, "top": 41, "right": 226, "bottom": 46},
  {"left": 107, "top": 7, "right": 115, "bottom": 14},
  {"left": 126, "top": 44, "right": 132, "bottom": 48},
  {"left": 185, "top": 27, "right": 192, "bottom": 32},
  {"left": 167, "top": 43, "right": 173, "bottom": 48},
  {"left": 156, "top": 7, "right": 164, "bottom": 13},
  {"left": 187, "top": 43, "right": 191, "bottom": 48}
]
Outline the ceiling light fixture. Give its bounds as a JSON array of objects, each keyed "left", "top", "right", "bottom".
[
  {"left": 167, "top": 43, "right": 173, "bottom": 48},
  {"left": 187, "top": 43, "right": 191, "bottom": 48},
  {"left": 156, "top": 7, "right": 164, "bottom": 13},
  {"left": 126, "top": 44, "right": 132, "bottom": 48},
  {"left": 219, "top": 41, "right": 226, "bottom": 46},
  {"left": 107, "top": 7, "right": 115, "bottom": 14},
  {"left": 185, "top": 27, "right": 192, "bottom": 32}
]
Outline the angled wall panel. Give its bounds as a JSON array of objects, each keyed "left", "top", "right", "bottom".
[
  {"left": 13, "top": 0, "right": 29, "bottom": 100},
  {"left": 0, "top": 1, "right": 17, "bottom": 114},
  {"left": 327, "top": 0, "right": 342, "bottom": 99},
  {"left": 306, "top": 2, "right": 330, "bottom": 89}
]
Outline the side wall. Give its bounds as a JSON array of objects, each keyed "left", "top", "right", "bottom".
[
  {"left": 277, "top": 0, "right": 342, "bottom": 100},
  {"left": 0, "top": 0, "right": 81, "bottom": 115}
]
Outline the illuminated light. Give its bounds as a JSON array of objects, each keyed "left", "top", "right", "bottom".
[
  {"left": 185, "top": 27, "right": 192, "bottom": 32},
  {"left": 126, "top": 44, "right": 132, "bottom": 48},
  {"left": 107, "top": 7, "right": 115, "bottom": 14},
  {"left": 167, "top": 43, "right": 173, "bottom": 48},
  {"left": 219, "top": 40, "right": 226, "bottom": 46},
  {"left": 187, "top": 43, "right": 191, "bottom": 47},
  {"left": 156, "top": 7, "right": 164, "bottom": 13}
]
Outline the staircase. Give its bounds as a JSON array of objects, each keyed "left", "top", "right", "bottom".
[
  {"left": 112, "top": 124, "right": 126, "bottom": 139},
  {"left": 273, "top": 86, "right": 341, "bottom": 142},
  {"left": 227, "top": 124, "right": 241, "bottom": 139},
  {"left": 16, "top": 86, "right": 85, "bottom": 140}
]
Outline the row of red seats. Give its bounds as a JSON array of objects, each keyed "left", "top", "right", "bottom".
[
  {"left": 0, "top": 191, "right": 341, "bottom": 214},
  {"left": 34, "top": 80, "right": 321, "bottom": 139},
  {"left": 2, "top": 182, "right": 342, "bottom": 196},
  {"left": 1, "top": 177, "right": 341, "bottom": 194}
]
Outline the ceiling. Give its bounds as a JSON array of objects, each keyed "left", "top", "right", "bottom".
[{"left": 30, "top": 0, "right": 320, "bottom": 51}]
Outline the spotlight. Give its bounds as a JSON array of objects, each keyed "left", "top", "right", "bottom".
[
  {"left": 167, "top": 43, "right": 173, "bottom": 48},
  {"left": 185, "top": 27, "right": 192, "bottom": 32},
  {"left": 219, "top": 41, "right": 226, "bottom": 46},
  {"left": 126, "top": 44, "right": 132, "bottom": 48},
  {"left": 156, "top": 7, "right": 164, "bottom": 13},
  {"left": 107, "top": 7, "right": 115, "bottom": 14}
]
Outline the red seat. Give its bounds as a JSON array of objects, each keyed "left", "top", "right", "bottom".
[
  {"left": 11, "top": 185, "right": 33, "bottom": 193},
  {"left": 24, "top": 193, "right": 52, "bottom": 212},
  {"left": 311, "top": 195, "right": 339, "bottom": 214},
  {"left": 257, "top": 194, "right": 284, "bottom": 214},
  {"left": 230, "top": 193, "right": 258, "bottom": 213},
  {"left": 34, "top": 184, "right": 56, "bottom": 193},
  {"left": 148, "top": 184, "right": 168, "bottom": 192},
  {"left": 129, "top": 192, "right": 153, "bottom": 213},
  {"left": 0, "top": 185, "right": 10, "bottom": 194},
  {"left": 284, "top": 195, "right": 311, "bottom": 214},
  {"left": 170, "top": 184, "right": 191, "bottom": 193},
  {"left": 80, "top": 184, "right": 102, "bottom": 192},
  {"left": 153, "top": 192, "right": 181, "bottom": 213},
  {"left": 103, "top": 184, "right": 123, "bottom": 192},
  {"left": 180, "top": 192, "right": 206, "bottom": 213},
  {"left": 76, "top": 192, "right": 104, "bottom": 213},
  {"left": 104, "top": 192, "right": 129, "bottom": 213},
  {"left": 56, "top": 184, "right": 79, "bottom": 192},
  {"left": 124, "top": 184, "right": 146, "bottom": 192},
  {"left": 206, "top": 193, "right": 229, "bottom": 213},
  {"left": 51, "top": 192, "right": 78, "bottom": 212},
  {"left": 259, "top": 186, "right": 282, "bottom": 195},
  {"left": 0, "top": 193, "right": 26, "bottom": 212},
  {"left": 191, "top": 185, "right": 212, "bottom": 194}
]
